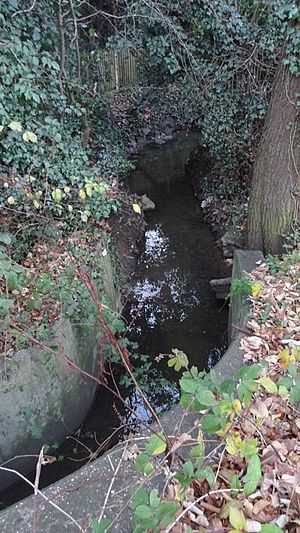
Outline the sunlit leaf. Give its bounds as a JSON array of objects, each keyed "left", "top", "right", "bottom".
[
  {"left": 258, "top": 377, "right": 277, "bottom": 394},
  {"left": 229, "top": 506, "right": 246, "bottom": 531},
  {"left": 23, "top": 131, "right": 37, "bottom": 143},
  {"left": 278, "top": 349, "right": 290, "bottom": 369},
  {"left": 132, "top": 203, "right": 141, "bottom": 214},
  {"left": 7, "top": 196, "right": 15, "bottom": 205},
  {"left": 251, "top": 282, "right": 262, "bottom": 298},
  {"left": 8, "top": 121, "right": 22, "bottom": 132},
  {"left": 145, "top": 432, "right": 166, "bottom": 456}
]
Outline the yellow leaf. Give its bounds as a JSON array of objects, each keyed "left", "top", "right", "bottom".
[
  {"left": 33, "top": 200, "right": 40, "bottom": 209},
  {"left": 292, "top": 347, "right": 300, "bottom": 362},
  {"left": 79, "top": 189, "right": 86, "bottom": 200},
  {"left": 8, "top": 121, "right": 22, "bottom": 132},
  {"left": 132, "top": 203, "right": 141, "bottom": 214},
  {"left": 232, "top": 399, "right": 242, "bottom": 414},
  {"left": 258, "top": 377, "right": 277, "bottom": 394},
  {"left": 229, "top": 507, "right": 246, "bottom": 531},
  {"left": 51, "top": 188, "right": 62, "bottom": 203},
  {"left": 226, "top": 434, "right": 241, "bottom": 456},
  {"left": 23, "top": 131, "right": 37, "bottom": 143},
  {"left": 216, "top": 421, "right": 231, "bottom": 437},
  {"left": 81, "top": 212, "right": 88, "bottom": 222},
  {"left": 64, "top": 186, "right": 70, "bottom": 194},
  {"left": 7, "top": 196, "right": 15, "bottom": 205},
  {"left": 251, "top": 283, "right": 262, "bottom": 298},
  {"left": 85, "top": 184, "right": 93, "bottom": 198},
  {"left": 0, "top": 125, "right": 4, "bottom": 133},
  {"left": 278, "top": 349, "right": 290, "bottom": 369}
]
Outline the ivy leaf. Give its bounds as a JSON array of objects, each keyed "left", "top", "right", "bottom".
[
  {"left": 8, "top": 121, "right": 22, "bottom": 132},
  {"left": 0, "top": 233, "right": 12, "bottom": 245},
  {"left": 132, "top": 203, "right": 141, "bottom": 214},
  {"left": 244, "top": 454, "right": 261, "bottom": 496},
  {"left": 51, "top": 188, "right": 62, "bottom": 203},
  {"left": 23, "top": 131, "right": 37, "bottom": 143}
]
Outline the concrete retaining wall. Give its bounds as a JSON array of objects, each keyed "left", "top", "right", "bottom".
[
  {"left": 0, "top": 249, "right": 264, "bottom": 531},
  {"left": 0, "top": 241, "right": 120, "bottom": 491}
]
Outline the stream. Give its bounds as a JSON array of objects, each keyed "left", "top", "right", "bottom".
[{"left": 0, "top": 131, "right": 228, "bottom": 509}]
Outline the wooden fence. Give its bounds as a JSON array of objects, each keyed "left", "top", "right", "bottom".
[{"left": 96, "top": 49, "right": 137, "bottom": 90}]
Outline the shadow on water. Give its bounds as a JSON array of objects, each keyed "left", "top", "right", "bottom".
[{"left": 0, "top": 131, "right": 228, "bottom": 509}]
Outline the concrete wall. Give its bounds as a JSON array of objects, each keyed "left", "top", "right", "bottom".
[{"left": 0, "top": 241, "right": 120, "bottom": 491}]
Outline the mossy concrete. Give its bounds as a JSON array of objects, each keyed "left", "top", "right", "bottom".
[
  {"left": 0, "top": 243, "right": 120, "bottom": 491},
  {"left": 0, "top": 249, "right": 264, "bottom": 531}
]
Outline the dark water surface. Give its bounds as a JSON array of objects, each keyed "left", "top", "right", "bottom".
[
  {"left": 0, "top": 131, "right": 228, "bottom": 509},
  {"left": 125, "top": 131, "right": 228, "bottom": 371}
]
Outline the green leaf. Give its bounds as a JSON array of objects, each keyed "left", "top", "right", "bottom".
[
  {"left": 131, "top": 488, "right": 149, "bottom": 510},
  {"left": 201, "top": 414, "right": 222, "bottom": 434},
  {"left": 179, "top": 376, "right": 198, "bottom": 394},
  {"left": 239, "top": 438, "right": 259, "bottom": 460},
  {"left": 183, "top": 460, "right": 193, "bottom": 477},
  {"left": 143, "top": 463, "right": 154, "bottom": 476},
  {"left": 258, "top": 377, "right": 277, "bottom": 394},
  {"left": 145, "top": 432, "right": 166, "bottom": 456},
  {"left": 168, "top": 349, "right": 189, "bottom": 371},
  {"left": 230, "top": 473, "right": 241, "bottom": 490},
  {"left": 260, "top": 526, "right": 284, "bottom": 533},
  {"left": 149, "top": 489, "right": 160, "bottom": 509},
  {"left": 196, "top": 387, "right": 216, "bottom": 406},
  {"left": 91, "top": 518, "right": 112, "bottom": 533},
  {"left": 6, "top": 271, "right": 21, "bottom": 292},
  {"left": 229, "top": 507, "right": 246, "bottom": 531},
  {"left": 244, "top": 454, "right": 261, "bottom": 496},
  {"left": 135, "top": 504, "right": 152, "bottom": 520}
]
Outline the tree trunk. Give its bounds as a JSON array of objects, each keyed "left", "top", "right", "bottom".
[{"left": 247, "top": 60, "right": 300, "bottom": 255}]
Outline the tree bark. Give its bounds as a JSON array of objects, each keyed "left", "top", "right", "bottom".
[{"left": 247, "top": 60, "right": 300, "bottom": 255}]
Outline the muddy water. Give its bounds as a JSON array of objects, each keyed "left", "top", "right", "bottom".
[{"left": 0, "top": 131, "right": 228, "bottom": 509}]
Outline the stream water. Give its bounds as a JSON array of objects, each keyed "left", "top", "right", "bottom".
[{"left": 0, "top": 131, "right": 228, "bottom": 509}]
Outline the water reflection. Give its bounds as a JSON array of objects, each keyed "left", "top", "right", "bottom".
[{"left": 124, "top": 131, "right": 228, "bottom": 415}]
